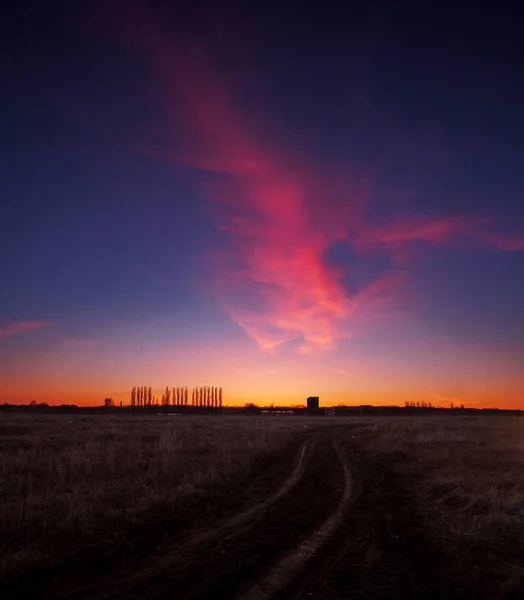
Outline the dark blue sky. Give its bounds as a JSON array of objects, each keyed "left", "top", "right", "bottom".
[{"left": 1, "top": 0, "right": 523, "bottom": 406}]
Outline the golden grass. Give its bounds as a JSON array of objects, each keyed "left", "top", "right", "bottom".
[
  {"left": 351, "top": 416, "right": 524, "bottom": 597},
  {"left": 3, "top": 413, "right": 524, "bottom": 597},
  {"left": 0, "top": 414, "right": 315, "bottom": 578}
]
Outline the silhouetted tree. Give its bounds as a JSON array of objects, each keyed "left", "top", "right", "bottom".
[{"left": 104, "top": 397, "right": 115, "bottom": 407}]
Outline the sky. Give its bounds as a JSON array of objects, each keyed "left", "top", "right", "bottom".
[{"left": 1, "top": 0, "right": 523, "bottom": 408}]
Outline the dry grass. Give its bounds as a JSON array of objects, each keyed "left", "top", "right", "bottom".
[
  {"left": 0, "top": 414, "right": 314, "bottom": 579},
  {"left": 352, "top": 416, "right": 524, "bottom": 597},
  {"left": 3, "top": 413, "right": 524, "bottom": 597}
]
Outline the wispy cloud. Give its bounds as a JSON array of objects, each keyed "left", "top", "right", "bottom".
[
  {"left": 97, "top": 3, "right": 524, "bottom": 354},
  {"left": 0, "top": 321, "right": 52, "bottom": 338},
  {"left": 334, "top": 368, "right": 351, "bottom": 379}
]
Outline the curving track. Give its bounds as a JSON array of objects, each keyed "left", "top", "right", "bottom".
[
  {"left": 237, "top": 441, "right": 353, "bottom": 600},
  {"left": 10, "top": 427, "right": 447, "bottom": 600}
]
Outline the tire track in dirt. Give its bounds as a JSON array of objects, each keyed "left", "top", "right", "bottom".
[
  {"left": 109, "top": 433, "right": 345, "bottom": 600},
  {"left": 60, "top": 439, "right": 314, "bottom": 600},
  {"left": 275, "top": 439, "right": 450, "bottom": 600},
  {"left": 28, "top": 427, "right": 449, "bottom": 600},
  {"left": 236, "top": 440, "right": 352, "bottom": 600},
  {"left": 195, "top": 438, "right": 312, "bottom": 542}
]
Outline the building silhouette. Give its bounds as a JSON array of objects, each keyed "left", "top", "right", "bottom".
[{"left": 307, "top": 396, "right": 320, "bottom": 410}]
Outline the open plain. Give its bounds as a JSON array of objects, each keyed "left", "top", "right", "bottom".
[{"left": 1, "top": 414, "right": 524, "bottom": 599}]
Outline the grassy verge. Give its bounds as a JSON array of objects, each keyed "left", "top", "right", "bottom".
[
  {"left": 350, "top": 416, "right": 524, "bottom": 598},
  {"left": 0, "top": 414, "right": 314, "bottom": 583}
]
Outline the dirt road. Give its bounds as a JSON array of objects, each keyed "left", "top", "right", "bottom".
[{"left": 7, "top": 426, "right": 449, "bottom": 599}]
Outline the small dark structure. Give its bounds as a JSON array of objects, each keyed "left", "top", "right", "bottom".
[{"left": 307, "top": 396, "right": 320, "bottom": 410}]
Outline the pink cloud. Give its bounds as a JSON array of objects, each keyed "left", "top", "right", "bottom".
[
  {"left": 0, "top": 321, "right": 52, "bottom": 338},
  {"left": 468, "top": 232, "right": 524, "bottom": 252},
  {"left": 356, "top": 215, "right": 465, "bottom": 247},
  {"left": 97, "top": 4, "right": 524, "bottom": 353}
]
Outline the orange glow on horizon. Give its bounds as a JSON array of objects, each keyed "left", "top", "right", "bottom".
[{"left": 1, "top": 5, "right": 523, "bottom": 413}]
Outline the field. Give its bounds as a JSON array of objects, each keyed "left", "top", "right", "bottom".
[{"left": 1, "top": 414, "right": 524, "bottom": 599}]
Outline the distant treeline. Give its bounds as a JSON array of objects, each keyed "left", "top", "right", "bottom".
[
  {"left": 130, "top": 385, "right": 223, "bottom": 410},
  {"left": 0, "top": 402, "right": 522, "bottom": 417}
]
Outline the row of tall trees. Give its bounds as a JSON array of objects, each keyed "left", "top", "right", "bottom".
[
  {"left": 190, "top": 386, "right": 223, "bottom": 409},
  {"left": 130, "top": 386, "right": 153, "bottom": 407},
  {"left": 404, "top": 400, "right": 434, "bottom": 408},
  {"left": 404, "top": 400, "right": 465, "bottom": 409},
  {"left": 130, "top": 386, "right": 223, "bottom": 409},
  {"left": 160, "top": 386, "right": 189, "bottom": 406}
]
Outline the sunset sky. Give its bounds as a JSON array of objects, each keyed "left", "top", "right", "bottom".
[{"left": 2, "top": 1, "right": 523, "bottom": 407}]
